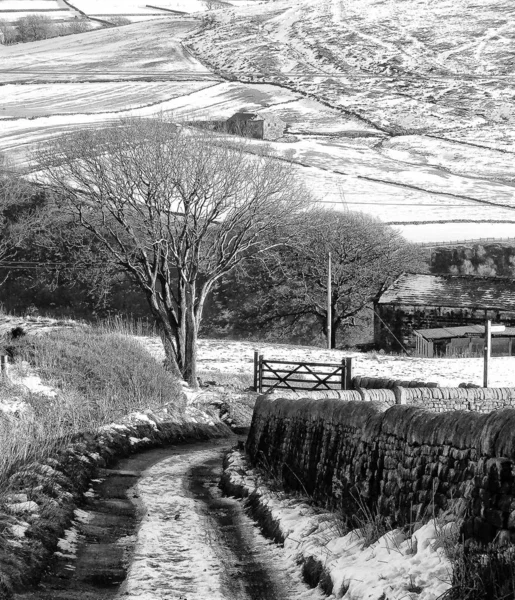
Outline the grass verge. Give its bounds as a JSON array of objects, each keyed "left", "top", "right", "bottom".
[{"left": 0, "top": 325, "right": 185, "bottom": 488}]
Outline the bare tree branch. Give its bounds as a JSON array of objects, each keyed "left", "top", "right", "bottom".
[{"left": 34, "top": 116, "right": 313, "bottom": 386}]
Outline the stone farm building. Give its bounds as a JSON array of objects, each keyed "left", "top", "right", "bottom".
[
  {"left": 225, "top": 112, "right": 285, "bottom": 140},
  {"left": 374, "top": 273, "right": 515, "bottom": 354}
]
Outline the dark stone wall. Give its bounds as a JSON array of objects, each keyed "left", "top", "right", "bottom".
[{"left": 246, "top": 396, "right": 515, "bottom": 543}]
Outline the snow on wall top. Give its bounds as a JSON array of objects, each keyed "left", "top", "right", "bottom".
[{"left": 377, "top": 273, "right": 515, "bottom": 311}]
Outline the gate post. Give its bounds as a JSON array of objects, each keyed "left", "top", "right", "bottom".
[
  {"left": 253, "top": 350, "right": 259, "bottom": 391},
  {"left": 344, "top": 357, "right": 353, "bottom": 390},
  {"left": 258, "top": 354, "right": 264, "bottom": 393}
]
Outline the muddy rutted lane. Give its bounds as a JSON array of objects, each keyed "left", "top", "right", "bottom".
[
  {"left": 187, "top": 457, "right": 292, "bottom": 600},
  {"left": 14, "top": 460, "right": 147, "bottom": 600},
  {"left": 122, "top": 439, "right": 321, "bottom": 600},
  {"left": 14, "top": 438, "right": 322, "bottom": 600}
]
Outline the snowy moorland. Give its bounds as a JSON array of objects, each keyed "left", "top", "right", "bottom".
[
  {"left": 140, "top": 336, "right": 515, "bottom": 389},
  {"left": 0, "top": 0, "right": 231, "bottom": 23},
  {"left": 0, "top": 0, "right": 73, "bottom": 22},
  {"left": 1, "top": 0, "right": 515, "bottom": 242}
]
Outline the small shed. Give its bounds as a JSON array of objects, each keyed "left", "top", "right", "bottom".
[
  {"left": 225, "top": 111, "right": 285, "bottom": 140},
  {"left": 414, "top": 324, "right": 515, "bottom": 357},
  {"left": 375, "top": 273, "right": 515, "bottom": 352}
]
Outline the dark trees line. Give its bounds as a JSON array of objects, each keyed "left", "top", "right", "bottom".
[{"left": 204, "top": 210, "right": 426, "bottom": 348}]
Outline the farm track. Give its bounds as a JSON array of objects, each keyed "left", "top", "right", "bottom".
[{"left": 15, "top": 438, "right": 316, "bottom": 600}]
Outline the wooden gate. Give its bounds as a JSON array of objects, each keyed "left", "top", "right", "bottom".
[{"left": 253, "top": 352, "right": 353, "bottom": 393}]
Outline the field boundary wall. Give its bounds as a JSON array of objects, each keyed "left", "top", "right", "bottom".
[
  {"left": 265, "top": 386, "right": 515, "bottom": 412},
  {"left": 246, "top": 395, "right": 515, "bottom": 543}
]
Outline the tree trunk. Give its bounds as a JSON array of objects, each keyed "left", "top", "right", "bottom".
[
  {"left": 173, "top": 281, "right": 199, "bottom": 389},
  {"left": 159, "top": 328, "right": 182, "bottom": 379},
  {"left": 182, "top": 304, "right": 198, "bottom": 389},
  {"left": 144, "top": 287, "right": 182, "bottom": 379}
]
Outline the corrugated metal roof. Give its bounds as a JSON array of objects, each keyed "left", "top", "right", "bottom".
[
  {"left": 414, "top": 325, "right": 515, "bottom": 341},
  {"left": 378, "top": 273, "right": 515, "bottom": 311}
]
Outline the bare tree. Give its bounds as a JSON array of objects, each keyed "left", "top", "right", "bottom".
[
  {"left": 0, "top": 154, "right": 51, "bottom": 282},
  {"left": 35, "top": 117, "right": 312, "bottom": 386},
  {"left": 109, "top": 16, "right": 131, "bottom": 26},
  {"left": 56, "top": 17, "right": 92, "bottom": 36},
  {"left": 15, "top": 14, "right": 54, "bottom": 42},
  {"left": 228, "top": 209, "right": 426, "bottom": 348}
]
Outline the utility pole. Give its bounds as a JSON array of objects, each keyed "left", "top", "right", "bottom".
[
  {"left": 327, "top": 252, "right": 332, "bottom": 350},
  {"left": 483, "top": 319, "right": 491, "bottom": 388},
  {"left": 483, "top": 318, "right": 505, "bottom": 388}
]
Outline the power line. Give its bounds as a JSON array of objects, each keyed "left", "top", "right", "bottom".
[{"left": 316, "top": 200, "right": 485, "bottom": 207}]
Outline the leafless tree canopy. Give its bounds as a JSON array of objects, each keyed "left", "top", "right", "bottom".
[
  {"left": 0, "top": 155, "right": 48, "bottom": 278},
  {"left": 228, "top": 208, "right": 425, "bottom": 348},
  {"left": 35, "top": 117, "right": 312, "bottom": 385}
]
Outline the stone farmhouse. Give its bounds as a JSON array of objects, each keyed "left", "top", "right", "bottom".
[
  {"left": 374, "top": 272, "right": 515, "bottom": 353},
  {"left": 225, "top": 111, "right": 286, "bottom": 140},
  {"left": 186, "top": 111, "right": 286, "bottom": 140}
]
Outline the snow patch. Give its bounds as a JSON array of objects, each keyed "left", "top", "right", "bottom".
[
  {"left": 57, "top": 527, "right": 79, "bottom": 558},
  {"left": 10, "top": 523, "right": 30, "bottom": 538},
  {"left": 226, "top": 450, "right": 452, "bottom": 600},
  {"left": 6, "top": 501, "right": 39, "bottom": 515}
]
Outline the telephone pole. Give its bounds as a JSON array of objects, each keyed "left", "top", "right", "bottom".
[{"left": 327, "top": 252, "right": 332, "bottom": 350}]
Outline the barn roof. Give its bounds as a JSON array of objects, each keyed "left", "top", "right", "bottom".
[
  {"left": 227, "top": 112, "right": 262, "bottom": 122},
  {"left": 377, "top": 273, "right": 515, "bottom": 311},
  {"left": 414, "top": 325, "right": 515, "bottom": 341},
  {"left": 227, "top": 111, "right": 285, "bottom": 124}
]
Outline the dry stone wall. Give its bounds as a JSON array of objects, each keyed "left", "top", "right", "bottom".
[
  {"left": 246, "top": 396, "right": 515, "bottom": 543},
  {"left": 397, "top": 387, "right": 515, "bottom": 412},
  {"left": 265, "top": 386, "right": 515, "bottom": 413},
  {"left": 352, "top": 376, "right": 439, "bottom": 389}
]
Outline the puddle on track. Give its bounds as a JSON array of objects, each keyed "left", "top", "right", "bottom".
[{"left": 15, "top": 439, "right": 322, "bottom": 600}]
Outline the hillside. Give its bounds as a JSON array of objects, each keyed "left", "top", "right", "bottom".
[{"left": 1, "top": 0, "right": 515, "bottom": 242}]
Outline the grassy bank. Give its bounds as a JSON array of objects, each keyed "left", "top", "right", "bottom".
[
  {"left": 0, "top": 325, "right": 185, "bottom": 488},
  {"left": 0, "top": 322, "right": 231, "bottom": 599}
]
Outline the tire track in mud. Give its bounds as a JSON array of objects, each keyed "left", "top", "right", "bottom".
[
  {"left": 187, "top": 457, "right": 286, "bottom": 600},
  {"left": 15, "top": 439, "right": 320, "bottom": 600},
  {"left": 122, "top": 440, "right": 321, "bottom": 600}
]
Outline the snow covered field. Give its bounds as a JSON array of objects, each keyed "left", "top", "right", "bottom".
[
  {"left": 140, "top": 336, "right": 515, "bottom": 388},
  {"left": 0, "top": 81, "right": 217, "bottom": 117},
  {"left": 0, "top": 0, "right": 73, "bottom": 21},
  {"left": 2, "top": 0, "right": 515, "bottom": 242}
]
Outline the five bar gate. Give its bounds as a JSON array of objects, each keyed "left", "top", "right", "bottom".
[{"left": 253, "top": 352, "right": 353, "bottom": 393}]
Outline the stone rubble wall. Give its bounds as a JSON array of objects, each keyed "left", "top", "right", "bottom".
[
  {"left": 352, "top": 376, "right": 440, "bottom": 390},
  {"left": 396, "top": 386, "right": 515, "bottom": 412},
  {"left": 264, "top": 386, "right": 515, "bottom": 413},
  {"left": 246, "top": 395, "right": 515, "bottom": 544}
]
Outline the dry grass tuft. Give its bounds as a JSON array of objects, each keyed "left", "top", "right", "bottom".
[{"left": 0, "top": 325, "right": 184, "bottom": 487}]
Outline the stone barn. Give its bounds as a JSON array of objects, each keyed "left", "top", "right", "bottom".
[
  {"left": 225, "top": 111, "right": 285, "bottom": 140},
  {"left": 374, "top": 273, "right": 515, "bottom": 352}
]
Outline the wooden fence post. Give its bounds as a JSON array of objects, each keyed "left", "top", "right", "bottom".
[
  {"left": 258, "top": 354, "right": 263, "bottom": 393},
  {"left": 345, "top": 357, "right": 353, "bottom": 390},
  {"left": 253, "top": 350, "right": 259, "bottom": 392}
]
